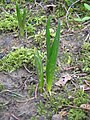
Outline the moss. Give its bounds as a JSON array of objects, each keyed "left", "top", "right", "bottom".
[
  {"left": 79, "top": 42, "right": 90, "bottom": 73},
  {"left": 0, "top": 83, "right": 4, "bottom": 91}
]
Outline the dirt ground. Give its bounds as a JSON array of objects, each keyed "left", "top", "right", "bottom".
[{"left": 0, "top": 22, "right": 90, "bottom": 120}]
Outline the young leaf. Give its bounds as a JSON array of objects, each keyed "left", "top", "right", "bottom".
[
  {"left": 16, "top": 3, "right": 26, "bottom": 37},
  {"left": 34, "top": 49, "right": 44, "bottom": 93},
  {"left": 46, "top": 19, "right": 60, "bottom": 94},
  {"left": 46, "top": 17, "right": 51, "bottom": 59},
  {"left": 16, "top": 3, "right": 21, "bottom": 27},
  {"left": 84, "top": 3, "right": 90, "bottom": 10}
]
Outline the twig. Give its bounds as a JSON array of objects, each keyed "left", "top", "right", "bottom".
[
  {"left": 34, "top": 1, "right": 45, "bottom": 10},
  {"left": 84, "top": 80, "right": 90, "bottom": 87},
  {"left": 71, "top": 80, "right": 77, "bottom": 87},
  {"left": 16, "top": 97, "right": 36, "bottom": 103},
  {"left": 84, "top": 33, "right": 89, "bottom": 42},
  {"left": 63, "top": 66, "right": 78, "bottom": 71},
  {"left": 62, "top": 105, "right": 80, "bottom": 109},
  {"left": 35, "top": 83, "right": 38, "bottom": 98},
  {"left": 0, "top": 89, "right": 24, "bottom": 98},
  {"left": 23, "top": 64, "right": 31, "bottom": 73},
  {"left": 3, "top": 71, "right": 18, "bottom": 78},
  {"left": 3, "top": 100, "right": 11, "bottom": 106},
  {"left": 11, "top": 113, "right": 20, "bottom": 120}
]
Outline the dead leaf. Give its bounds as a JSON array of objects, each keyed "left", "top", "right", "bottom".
[
  {"left": 80, "top": 84, "right": 90, "bottom": 92},
  {"left": 59, "top": 110, "right": 67, "bottom": 117},
  {"left": 55, "top": 73, "right": 72, "bottom": 86},
  {"left": 80, "top": 104, "right": 90, "bottom": 111}
]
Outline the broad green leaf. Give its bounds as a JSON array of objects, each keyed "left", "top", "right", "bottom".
[
  {"left": 82, "top": 16, "right": 90, "bottom": 21},
  {"left": 74, "top": 17, "right": 90, "bottom": 22},
  {"left": 34, "top": 49, "right": 44, "bottom": 93},
  {"left": 84, "top": 3, "right": 90, "bottom": 10},
  {"left": 46, "top": 19, "right": 60, "bottom": 93},
  {"left": 74, "top": 18, "right": 83, "bottom": 22},
  {"left": 46, "top": 17, "right": 51, "bottom": 60}
]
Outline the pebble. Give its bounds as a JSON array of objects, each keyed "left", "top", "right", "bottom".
[{"left": 52, "top": 114, "right": 63, "bottom": 120}]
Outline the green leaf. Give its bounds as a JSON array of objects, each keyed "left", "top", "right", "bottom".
[
  {"left": 46, "top": 17, "right": 51, "bottom": 60},
  {"left": 34, "top": 49, "right": 44, "bottom": 93},
  {"left": 22, "top": 8, "right": 26, "bottom": 28},
  {"left": 16, "top": 3, "right": 26, "bottom": 37},
  {"left": 16, "top": 3, "right": 21, "bottom": 26},
  {"left": 74, "top": 16, "right": 90, "bottom": 22},
  {"left": 46, "top": 19, "right": 60, "bottom": 94},
  {"left": 82, "top": 16, "right": 90, "bottom": 21},
  {"left": 84, "top": 3, "right": 90, "bottom": 10},
  {"left": 74, "top": 18, "right": 83, "bottom": 22}
]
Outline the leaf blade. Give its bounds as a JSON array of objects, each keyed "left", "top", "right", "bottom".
[
  {"left": 46, "top": 19, "right": 60, "bottom": 93},
  {"left": 84, "top": 3, "right": 90, "bottom": 10},
  {"left": 46, "top": 17, "right": 51, "bottom": 60},
  {"left": 34, "top": 49, "right": 44, "bottom": 93}
]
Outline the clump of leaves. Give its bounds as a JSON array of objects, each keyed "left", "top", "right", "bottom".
[
  {"left": 68, "top": 108, "right": 87, "bottom": 120},
  {"left": 73, "top": 90, "right": 89, "bottom": 106},
  {"left": 0, "top": 12, "right": 18, "bottom": 32},
  {"left": 74, "top": 3, "right": 90, "bottom": 22},
  {"left": 37, "top": 90, "right": 89, "bottom": 119},
  {"left": 37, "top": 93, "right": 70, "bottom": 119},
  {"left": 79, "top": 42, "right": 90, "bottom": 73},
  {"left": 0, "top": 47, "right": 35, "bottom": 72},
  {"left": 34, "top": 17, "right": 60, "bottom": 94},
  {"left": 46, "top": 17, "right": 60, "bottom": 94}
]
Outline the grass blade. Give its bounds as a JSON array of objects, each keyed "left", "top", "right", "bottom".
[
  {"left": 34, "top": 49, "right": 44, "bottom": 93},
  {"left": 46, "top": 19, "right": 60, "bottom": 94}
]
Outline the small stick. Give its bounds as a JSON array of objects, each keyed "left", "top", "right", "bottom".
[
  {"left": 11, "top": 113, "right": 20, "bottom": 120},
  {"left": 23, "top": 64, "right": 31, "bottom": 73},
  {"left": 35, "top": 84, "right": 38, "bottom": 98}
]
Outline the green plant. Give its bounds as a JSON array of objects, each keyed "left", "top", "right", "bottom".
[
  {"left": 74, "top": 3, "right": 90, "bottom": 22},
  {"left": 68, "top": 108, "right": 87, "bottom": 120},
  {"left": 0, "top": 47, "right": 35, "bottom": 72},
  {"left": 46, "top": 17, "right": 60, "bottom": 94},
  {"left": 37, "top": 93, "right": 70, "bottom": 119},
  {"left": 0, "top": 12, "right": 18, "bottom": 32},
  {"left": 73, "top": 90, "right": 89, "bottom": 106},
  {"left": 34, "top": 17, "right": 60, "bottom": 94},
  {"left": 65, "top": 0, "right": 76, "bottom": 6},
  {"left": 79, "top": 42, "right": 90, "bottom": 73},
  {"left": 34, "top": 49, "right": 44, "bottom": 93},
  {"left": 16, "top": 3, "right": 26, "bottom": 37}
]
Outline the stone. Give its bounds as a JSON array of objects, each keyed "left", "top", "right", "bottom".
[{"left": 52, "top": 114, "right": 63, "bottom": 120}]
